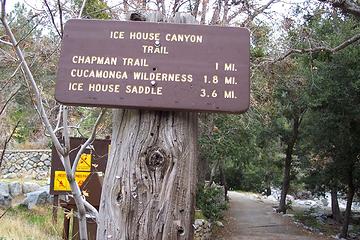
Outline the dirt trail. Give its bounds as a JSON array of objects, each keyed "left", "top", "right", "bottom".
[{"left": 214, "top": 191, "right": 330, "bottom": 240}]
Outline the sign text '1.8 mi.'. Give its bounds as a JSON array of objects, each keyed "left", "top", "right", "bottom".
[{"left": 55, "top": 19, "right": 250, "bottom": 113}]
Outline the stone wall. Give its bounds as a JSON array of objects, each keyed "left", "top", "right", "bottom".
[
  {"left": 0, "top": 150, "right": 51, "bottom": 179},
  {"left": 194, "top": 219, "right": 212, "bottom": 240}
]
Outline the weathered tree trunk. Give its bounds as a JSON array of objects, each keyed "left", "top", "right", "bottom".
[
  {"left": 278, "top": 116, "right": 299, "bottom": 214},
  {"left": 265, "top": 172, "right": 272, "bottom": 196},
  {"left": 340, "top": 170, "right": 356, "bottom": 238},
  {"left": 97, "top": 13, "right": 198, "bottom": 240},
  {"left": 330, "top": 187, "right": 342, "bottom": 223},
  {"left": 218, "top": 158, "right": 228, "bottom": 201},
  {"left": 278, "top": 150, "right": 292, "bottom": 213},
  {"left": 197, "top": 155, "right": 208, "bottom": 185},
  {"left": 209, "top": 159, "right": 219, "bottom": 184},
  {"left": 200, "top": 0, "right": 208, "bottom": 24},
  {"left": 97, "top": 109, "right": 198, "bottom": 240}
]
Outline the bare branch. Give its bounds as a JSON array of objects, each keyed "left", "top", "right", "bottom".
[
  {"left": 0, "top": 38, "right": 11, "bottom": 46},
  {"left": 210, "top": 0, "right": 222, "bottom": 25},
  {"left": 71, "top": 109, "right": 106, "bottom": 174},
  {"left": 227, "top": 3, "right": 248, "bottom": 23},
  {"left": 62, "top": 153, "right": 89, "bottom": 238},
  {"left": 78, "top": 0, "right": 88, "bottom": 18},
  {"left": 242, "top": 0, "right": 277, "bottom": 26},
  {"left": 83, "top": 191, "right": 99, "bottom": 220},
  {"left": 0, "top": 0, "right": 5, "bottom": 20},
  {"left": 84, "top": 3, "right": 123, "bottom": 18},
  {"left": 0, "top": 121, "right": 20, "bottom": 169},
  {"left": 62, "top": 106, "right": 91, "bottom": 236},
  {"left": 63, "top": 106, "right": 71, "bottom": 154},
  {"left": 222, "top": 0, "right": 229, "bottom": 24},
  {"left": 0, "top": 2, "right": 64, "bottom": 155},
  {"left": 273, "top": 32, "right": 360, "bottom": 62},
  {"left": 57, "top": 0, "right": 64, "bottom": 37},
  {"left": 174, "top": 0, "right": 189, "bottom": 14},
  {"left": 0, "top": 47, "right": 16, "bottom": 61},
  {"left": 43, "top": 0, "right": 62, "bottom": 38},
  {"left": 172, "top": 0, "right": 181, "bottom": 15},
  {"left": 0, "top": 62, "right": 22, "bottom": 91},
  {"left": 318, "top": 0, "right": 360, "bottom": 17},
  {"left": 192, "top": 0, "right": 200, "bottom": 17},
  {"left": 0, "top": 85, "right": 20, "bottom": 116},
  {"left": 201, "top": 0, "right": 208, "bottom": 24},
  {"left": 55, "top": 105, "right": 63, "bottom": 131},
  {"left": 16, "top": 17, "right": 44, "bottom": 47},
  {"left": 53, "top": 125, "right": 79, "bottom": 135}
]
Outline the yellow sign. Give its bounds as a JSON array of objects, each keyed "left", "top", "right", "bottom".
[
  {"left": 76, "top": 153, "right": 92, "bottom": 171},
  {"left": 53, "top": 171, "right": 90, "bottom": 191}
]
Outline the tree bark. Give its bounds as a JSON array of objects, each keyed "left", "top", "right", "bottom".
[
  {"left": 200, "top": 0, "right": 208, "bottom": 24},
  {"left": 265, "top": 171, "right": 271, "bottom": 197},
  {"left": 218, "top": 158, "right": 228, "bottom": 201},
  {"left": 330, "top": 187, "right": 342, "bottom": 223},
  {"left": 340, "top": 169, "right": 356, "bottom": 238},
  {"left": 197, "top": 155, "right": 208, "bottom": 186},
  {"left": 278, "top": 149, "right": 292, "bottom": 214},
  {"left": 191, "top": 0, "right": 200, "bottom": 18},
  {"left": 209, "top": 158, "right": 219, "bottom": 184},
  {"left": 278, "top": 116, "right": 299, "bottom": 214},
  {"left": 97, "top": 109, "right": 198, "bottom": 240}
]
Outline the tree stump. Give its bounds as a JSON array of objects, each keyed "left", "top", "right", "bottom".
[{"left": 97, "top": 12, "right": 199, "bottom": 240}]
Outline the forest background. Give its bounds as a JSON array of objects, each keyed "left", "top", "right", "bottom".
[{"left": 0, "top": 0, "right": 359, "bottom": 238}]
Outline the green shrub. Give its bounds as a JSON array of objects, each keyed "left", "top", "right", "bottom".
[{"left": 196, "top": 184, "right": 228, "bottom": 222}]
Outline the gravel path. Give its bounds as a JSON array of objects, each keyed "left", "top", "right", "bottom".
[{"left": 214, "top": 191, "right": 331, "bottom": 240}]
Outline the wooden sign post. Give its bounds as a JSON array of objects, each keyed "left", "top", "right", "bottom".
[{"left": 55, "top": 12, "right": 250, "bottom": 240}]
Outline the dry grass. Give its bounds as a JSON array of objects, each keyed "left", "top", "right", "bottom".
[
  {"left": 0, "top": 178, "right": 48, "bottom": 186},
  {"left": 0, "top": 205, "right": 63, "bottom": 240}
]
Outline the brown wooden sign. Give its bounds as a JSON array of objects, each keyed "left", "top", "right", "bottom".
[
  {"left": 55, "top": 19, "right": 250, "bottom": 113},
  {"left": 49, "top": 137, "right": 111, "bottom": 195}
]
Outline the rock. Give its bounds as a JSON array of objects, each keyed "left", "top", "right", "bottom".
[
  {"left": 27, "top": 160, "right": 35, "bottom": 166},
  {"left": 214, "top": 221, "right": 224, "bottom": 227},
  {"left": 40, "top": 154, "right": 48, "bottom": 161},
  {"left": 8, "top": 166, "right": 15, "bottom": 173},
  {"left": 22, "top": 182, "right": 41, "bottom": 193},
  {"left": 24, "top": 174, "right": 33, "bottom": 180},
  {"left": 0, "top": 183, "right": 10, "bottom": 195},
  {"left": 9, "top": 182, "right": 22, "bottom": 197},
  {"left": 16, "top": 173, "right": 24, "bottom": 178},
  {"left": 321, "top": 198, "right": 329, "bottom": 207},
  {"left": 0, "top": 182, "right": 12, "bottom": 207},
  {"left": 194, "top": 219, "right": 205, "bottom": 227},
  {"left": 193, "top": 219, "right": 212, "bottom": 240},
  {"left": 283, "top": 214, "right": 295, "bottom": 218},
  {"left": 295, "top": 191, "right": 312, "bottom": 199},
  {"left": 286, "top": 194, "right": 295, "bottom": 202},
  {"left": 5, "top": 173, "right": 16, "bottom": 179},
  {"left": 267, "top": 195, "right": 278, "bottom": 202},
  {"left": 21, "top": 185, "right": 52, "bottom": 209},
  {"left": 35, "top": 172, "right": 48, "bottom": 180}
]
